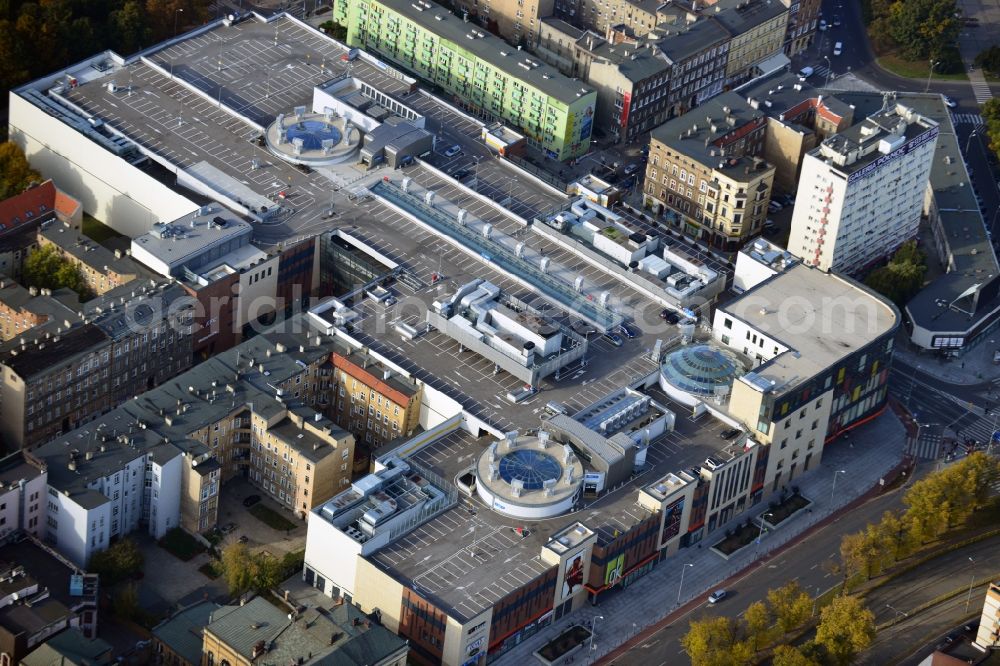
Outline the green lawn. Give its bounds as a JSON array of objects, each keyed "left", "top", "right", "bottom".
[
  {"left": 248, "top": 503, "right": 298, "bottom": 531},
  {"left": 82, "top": 213, "right": 124, "bottom": 244},
  {"left": 877, "top": 54, "right": 968, "bottom": 81},
  {"left": 158, "top": 527, "right": 206, "bottom": 561}
]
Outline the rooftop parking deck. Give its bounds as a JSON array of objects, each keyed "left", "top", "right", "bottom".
[{"left": 369, "top": 385, "right": 740, "bottom": 620}]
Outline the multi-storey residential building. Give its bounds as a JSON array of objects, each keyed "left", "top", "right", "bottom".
[
  {"left": 0, "top": 452, "right": 48, "bottom": 539},
  {"left": 450, "top": 0, "right": 554, "bottom": 48},
  {"left": 779, "top": 0, "right": 820, "bottom": 55},
  {"left": 343, "top": 0, "right": 597, "bottom": 160},
  {"left": 0, "top": 280, "right": 79, "bottom": 342},
  {"left": 0, "top": 281, "right": 194, "bottom": 451},
  {"left": 331, "top": 344, "right": 423, "bottom": 474},
  {"left": 975, "top": 581, "right": 1000, "bottom": 649},
  {"left": 0, "top": 540, "right": 99, "bottom": 665},
  {"left": 29, "top": 318, "right": 357, "bottom": 566},
  {"left": 540, "top": 0, "right": 788, "bottom": 142},
  {"left": 36, "top": 223, "right": 140, "bottom": 296},
  {"left": 642, "top": 91, "right": 775, "bottom": 252},
  {"left": 201, "top": 596, "right": 408, "bottom": 666},
  {"left": 0, "top": 180, "right": 81, "bottom": 281},
  {"left": 787, "top": 101, "right": 939, "bottom": 274},
  {"left": 713, "top": 262, "right": 899, "bottom": 490}
]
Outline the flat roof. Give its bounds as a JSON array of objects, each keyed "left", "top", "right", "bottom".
[
  {"left": 370, "top": 0, "right": 592, "bottom": 104},
  {"left": 368, "top": 386, "right": 744, "bottom": 621},
  {"left": 723, "top": 263, "right": 898, "bottom": 388},
  {"left": 132, "top": 204, "right": 252, "bottom": 273}
]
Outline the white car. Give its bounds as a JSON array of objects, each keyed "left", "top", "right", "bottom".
[
  {"left": 819, "top": 19, "right": 828, "bottom": 31},
  {"left": 833, "top": 42, "right": 843, "bottom": 56},
  {"left": 798, "top": 66, "right": 815, "bottom": 79},
  {"left": 708, "top": 589, "right": 727, "bottom": 604},
  {"left": 442, "top": 144, "right": 462, "bottom": 157}
]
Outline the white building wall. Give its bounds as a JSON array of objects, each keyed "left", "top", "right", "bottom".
[
  {"left": 48, "top": 491, "right": 111, "bottom": 567},
  {"left": 23, "top": 472, "right": 49, "bottom": 540},
  {"left": 236, "top": 255, "right": 280, "bottom": 330},
  {"left": 711, "top": 308, "right": 790, "bottom": 364},
  {"left": 8, "top": 91, "right": 198, "bottom": 237},
  {"left": 304, "top": 512, "right": 363, "bottom": 599},
  {"left": 149, "top": 454, "right": 183, "bottom": 538},
  {"left": 0, "top": 487, "right": 20, "bottom": 540}
]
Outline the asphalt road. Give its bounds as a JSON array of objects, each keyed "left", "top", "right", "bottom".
[
  {"left": 859, "top": 533, "right": 1000, "bottom": 664},
  {"left": 604, "top": 482, "right": 913, "bottom": 665}
]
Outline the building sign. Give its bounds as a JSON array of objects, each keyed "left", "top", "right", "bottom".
[
  {"left": 620, "top": 93, "right": 631, "bottom": 129},
  {"left": 604, "top": 553, "right": 624, "bottom": 586},
  {"left": 660, "top": 496, "right": 685, "bottom": 547},
  {"left": 561, "top": 552, "right": 585, "bottom": 599},
  {"left": 846, "top": 125, "right": 939, "bottom": 185},
  {"left": 931, "top": 335, "right": 965, "bottom": 348}
]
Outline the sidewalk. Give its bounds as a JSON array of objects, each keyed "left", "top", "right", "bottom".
[
  {"left": 893, "top": 338, "right": 1000, "bottom": 386},
  {"left": 495, "top": 410, "right": 906, "bottom": 665}
]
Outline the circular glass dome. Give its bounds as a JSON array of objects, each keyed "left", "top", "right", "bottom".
[
  {"left": 285, "top": 120, "right": 343, "bottom": 150},
  {"left": 661, "top": 344, "right": 746, "bottom": 396},
  {"left": 498, "top": 450, "right": 562, "bottom": 490}
]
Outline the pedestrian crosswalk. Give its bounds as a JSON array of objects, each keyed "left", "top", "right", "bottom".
[
  {"left": 952, "top": 113, "right": 984, "bottom": 126},
  {"left": 970, "top": 71, "right": 994, "bottom": 104},
  {"left": 909, "top": 431, "right": 943, "bottom": 460},
  {"left": 813, "top": 65, "right": 832, "bottom": 82}
]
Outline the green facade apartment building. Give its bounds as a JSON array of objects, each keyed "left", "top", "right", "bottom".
[{"left": 342, "top": 0, "right": 596, "bottom": 160}]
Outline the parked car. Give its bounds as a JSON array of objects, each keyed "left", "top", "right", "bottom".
[
  {"left": 708, "top": 589, "right": 727, "bottom": 604},
  {"left": 818, "top": 19, "right": 827, "bottom": 31},
  {"left": 798, "top": 66, "right": 815, "bottom": 79},
  {"left": 833, "top": 41, "right": 843, "bottom": 56},
  {"left": 720, "top": 428, "right": 742, "bottom": 440},
  {"left": 661, "top": 309, "right": 681, "bottom": 324},
  {"left": 763, "top": 219, "right": 777, "bottom": 234},
  {"left": 243, "top": 494, "right": 261, "bottom": 508},
  {"left": 618, "top": 322, "right": 640, "bottom": 339},
  {"left": 398, "top": 155, "right": 415, "bottom": 167},
  {"left": 604, "top": 332, "right": 625, "bottom": 347},
  {"left": 832, "top": 15, "right": 841, "bottom": 26},
  {"left": 442, "top": 144, "right": 462, "bottom": 157},
  {"left": 944, "top": 95, "right": 958, "bottom": 108},
  {"left": 220, "top": 522, "right": 237, "bottom": 534},
  {"left": 623, "top": 163, "right": 641, "bottom": 176},
  {"left": 453, "top": 168, "right": 471, "bottom": 180},
  {"left": 768, "top": 200, "right": 783, "bottom": 213}
]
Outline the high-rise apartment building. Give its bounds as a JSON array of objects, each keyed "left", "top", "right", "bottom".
[
  {"left": 343, "top": 0, "right": 597, "bottom": 160},
  {"left": 787, "top": 101, "right": 939, "bottom": 274}
]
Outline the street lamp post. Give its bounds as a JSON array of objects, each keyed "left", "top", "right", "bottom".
[
  {"left": 886, "top": 603, "right": 908, "bottom": 620},
  {"left": 966, "top": 557, "right": 977, "bottom": 612},
  {"left": 757, "top": 512, "right": 774, "bottom": 544},
  {"left": 677, "top": 563, "right": 694, "bottom": 604},
  {"left": 830, "top": 469, "right": 846, "bottom": 504},
  {"left": 925, "top": 59, "right": 940, "bottom": 93},
  {"left": 174, "top": 8, "right": 184, "bottom": 38},
  {"left": 588, "top": 616, "right": 604, "bottom": 652},
  {"left": 965, "top": 131, "right": 979, "bottom": 157},
  {"left": 823, "top": 56, "right": 832, "bottom": 88}
]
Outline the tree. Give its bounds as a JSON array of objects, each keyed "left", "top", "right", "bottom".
[
  {"left": 743, "top": 600, "right": 771, "bottom": 652},
  {"left": 983, "top": 99, "right": 1000, "bottom": 158},
  {"left": 21, "top": 244, "right": 91, "bottom": 299},
  {"left": 109, "top": 0, "right": 150, "bottom": 55},
  {"left": 976, "top": 46, "right": 1000, "bottom": 76},
  {"left": 865, "top": 240, "right": 927, "bottom": 307},
  {"left": 814, "top": 595, "right": 876, "bottom": 665},
  {"left": 887, "top": 0, "right": 962, "bottom": 62},
  {"left": 772, "top": 645, "right": 821, "bottom": 666},
  {"left": 0, "top": 141, "right": 42, "bottom": 200},
  {"left": 681, "top": 616, "right": 753, "bottom": 666},
  {"left": 88, "top": 538, "right": 144, "bottom": 585},
  {"left": 766, "top": 581, "right": 813, "bottom": 634},
  {"left": 219, "top": 542, "right": 282, "bottom": 597}
]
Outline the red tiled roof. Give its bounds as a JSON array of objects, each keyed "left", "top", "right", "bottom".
[
  {"left": 332, "top": 353, "right": 414, "bottom": 407},
  {"left": 53, "top": 188, "right": 81, "bottom": 219},
  {"left": 0, "top": 180, "right": 56, "bottom": 234}
]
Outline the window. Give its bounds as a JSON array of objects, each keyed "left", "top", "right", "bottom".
[{"left": 724, "top": 318, "right": 732, "bottom": 329}]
